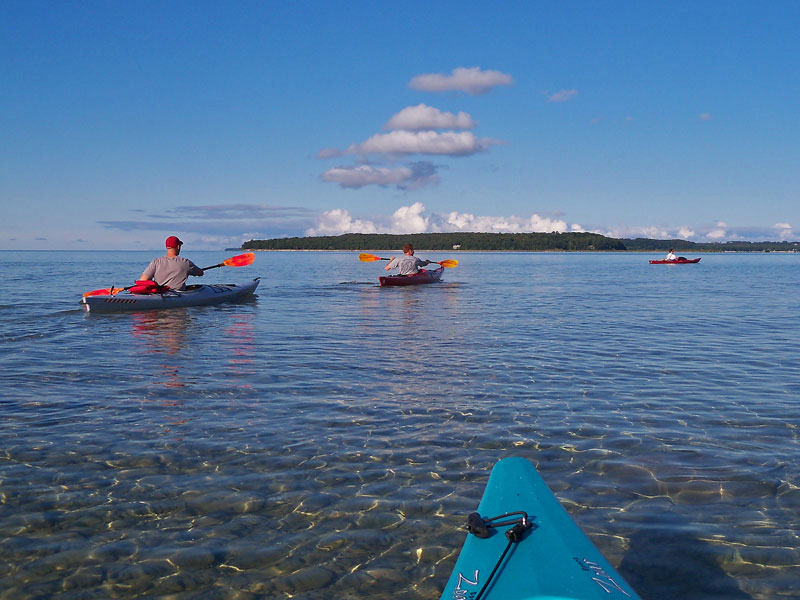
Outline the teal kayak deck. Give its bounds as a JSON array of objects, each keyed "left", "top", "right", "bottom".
[{"left": 440, "top": 457, "right": 641, "bottom": 600}]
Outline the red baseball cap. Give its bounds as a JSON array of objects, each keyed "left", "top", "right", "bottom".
[{"left": 165, "top": 236, "right": 183, "bottom": 248}]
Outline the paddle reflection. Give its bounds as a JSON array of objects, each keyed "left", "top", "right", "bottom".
[
  {"left": 130, "top": 310, "right": 193, "bottom": 389},
  {"left": 223, "top": 313, "right": 256, "bottom": 384}
]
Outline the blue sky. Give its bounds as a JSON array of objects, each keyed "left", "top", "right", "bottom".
[{"left": 2, "top": 1, "right": 799, "bottom": 250}]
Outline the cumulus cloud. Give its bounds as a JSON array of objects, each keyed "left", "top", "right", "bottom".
[
  {"left": 321, "top": 165, "right": 414, "bottom": 188},
  {"left": 303, "top": 203, "right": 586, "bottom": 237},
  {"left": 774, "top": 223, "right": 793, "bottom": 240},
  {"left": 706, "top": 221, "right": 728, "bottom": 240},
  {"left": 392, "top": 202, "right": 430, "bottom": 233},
  {"left": 317, "top": 147, "right": 342, "bottom": 159},
  {"left": 692, "top": 223, "right": 800, "bottom": 242},
  {"left": 318, "top": 72, "right": 507, "bottom": 188},
  {"left": 597, "top": 225, "right": 673, "bottom": 240},
  {"left": 321, "top": 162, "right": 440, "bottom": 190},
  {"left": 305, "top": 209, "right": 379, "bottom": 236},
  {"left": 383, "top": 104, "right": 476, "bottom": 131},
  {"left": 547, "top": 89, "right": 578, "bottom": 103},
  {"left": 346, "top": 130, "right": 500, "bottom": 157},
  {"left": 443, "top": 211, "right": 574, "bottom": 233},
  {"left": 409, "top": 66, "right": 513, "bottom": 95},
  {"left": 593, "top": 221, "right": 800, "bottom": 243}
]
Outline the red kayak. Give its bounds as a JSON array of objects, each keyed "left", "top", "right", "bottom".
[
  {"left": 379, "top": 266, "right": 444, "bottom": 286},
  {"left": 649, "top": 258, "right": 701, "bottom": 264}
]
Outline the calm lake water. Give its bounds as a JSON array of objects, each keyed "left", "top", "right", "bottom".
[{"left": 1, "top": 250, "right": 799, "bottom": 599}]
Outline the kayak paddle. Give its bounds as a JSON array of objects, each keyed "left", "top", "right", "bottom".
[
  {"left": 82, "top": 281, "right": 166, "bottom": 297},
  {"left": 358, "top": 253, "right": 458, "bottom": 268},
  {"left": 82, "top": 252, "right": 256, "bottom": 297},
  {"left": 201, "top": 252, "right": 255, "bottom": 270}
]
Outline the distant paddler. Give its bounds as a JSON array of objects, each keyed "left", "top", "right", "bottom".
[
  {"left": 665, "top": 248, "right": 689, "bottom": 261},
  {"left": 358, "top": 250, "right": 458, "bottom": 270}
]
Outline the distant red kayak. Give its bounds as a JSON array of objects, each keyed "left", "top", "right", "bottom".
[
  {"left": 649, "top": 258, "right": 701, "bottom": 264},
  {"left": 379, "top": 266, "right": 444, "bottom": 286}
]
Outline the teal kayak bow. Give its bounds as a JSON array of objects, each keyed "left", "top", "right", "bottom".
[{"left": 440, "top": 457, "right": 641, "bottom": 600}]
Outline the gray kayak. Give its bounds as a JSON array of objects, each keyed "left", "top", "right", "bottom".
[{"left": 81, "top": 278, "right": 260, "bottom": 313}]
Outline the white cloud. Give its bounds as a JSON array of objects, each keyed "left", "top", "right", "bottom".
[
  {"left": 392, "top": 202, "right": 430, "bottom": 233},
  {"left": 409, "top": 66, "right": 513, "bottom": 95},
  {"left": 601, "top": 225, "right": 672, "bottom": 240},
  {"left": 305, "top": 209, "right": 378, "bottom": 236},
  {"left": 318, "top": 73, "right": 504, "bottom": 186},
  {"left": 589, "top": 221, "right": 800, "bottom": 243},
  {"left": 303, "top": 204, "right": 582, "bottom": 237},
  {"left": 317, "top": 147, "right": 342, "bottom": 159},
  {"left": 383, "top": 104, "right": 476, "bottom": 131},
  {"left": 177, "top": 202, "right": 795, "bottom": 244},
  {"left": 547, "top": 89, "right": 578, "bottom": 103},
  {"left": 444, "top": 211, "right": 570, "bottom": 233},
  {"left": 321, "top": 165, "right": 413, "bottom": 188},
  {"left": 705, "top": 220, "right": 728, "bottom": 240},
  {"left": 774, "top": 223, "right": 793, "bottom": 240},
  {"left": 346, "top": 130, "right": 500, "bottom": 157},
  {"left": 321, "top": 162, "right": 440, "bottom": 190}
]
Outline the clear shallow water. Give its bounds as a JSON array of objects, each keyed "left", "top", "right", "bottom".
[{"left": 1, "top": 250, "right": 799, "bottom": 599}]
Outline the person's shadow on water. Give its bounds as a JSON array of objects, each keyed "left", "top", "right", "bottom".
[{"left": 617, "top": 513, "right": 754, "bottom": 600}]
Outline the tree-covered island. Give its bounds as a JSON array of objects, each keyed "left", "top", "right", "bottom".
[{"left": 241, "top": 232, "right": 800, "bottom": 253}]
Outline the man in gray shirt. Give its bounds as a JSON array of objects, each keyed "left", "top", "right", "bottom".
[
  {"left": 140, "top": 236, "right": 204, "bottom": 290},
  {"left": 384, "top": 243, "right": 431, "bottom": 275}
]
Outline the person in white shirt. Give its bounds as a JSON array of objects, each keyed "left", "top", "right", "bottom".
[{"left": 666, "top": 249, "right": 677, "bottom": 261}]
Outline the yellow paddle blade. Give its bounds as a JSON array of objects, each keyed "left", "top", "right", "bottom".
[
  {"left": 438, "top": 259, "right": 459, "bottom": 268},
  {"left": 359, "top": 253, "right": 382, "bottom": 262},
  {"left": 223, "top": 252, "right": 255, "bottom": 267}
]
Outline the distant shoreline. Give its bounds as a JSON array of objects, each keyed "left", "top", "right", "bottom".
[
  {"left": 234, "top": 232, "right": 800, "bottom": 253},
  {"left": 229, "top": 248, "right": 799, "bottom": 253}
]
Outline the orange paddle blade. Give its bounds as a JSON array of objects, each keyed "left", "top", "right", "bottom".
[
  {"left": 223, "top": 252, "right": 255, "bottom": 267},
  {"left": 359, "top": 253, "right": 384, "bottom": 262},
  {"left": 438, "top": 259, "right": 459, "bottom": 268},
  {"left": 82, "top": 287, "right": 123, "bottom": 297},
  {"left": 83, "top": 289, "right": 111, "bottom": 297}
]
